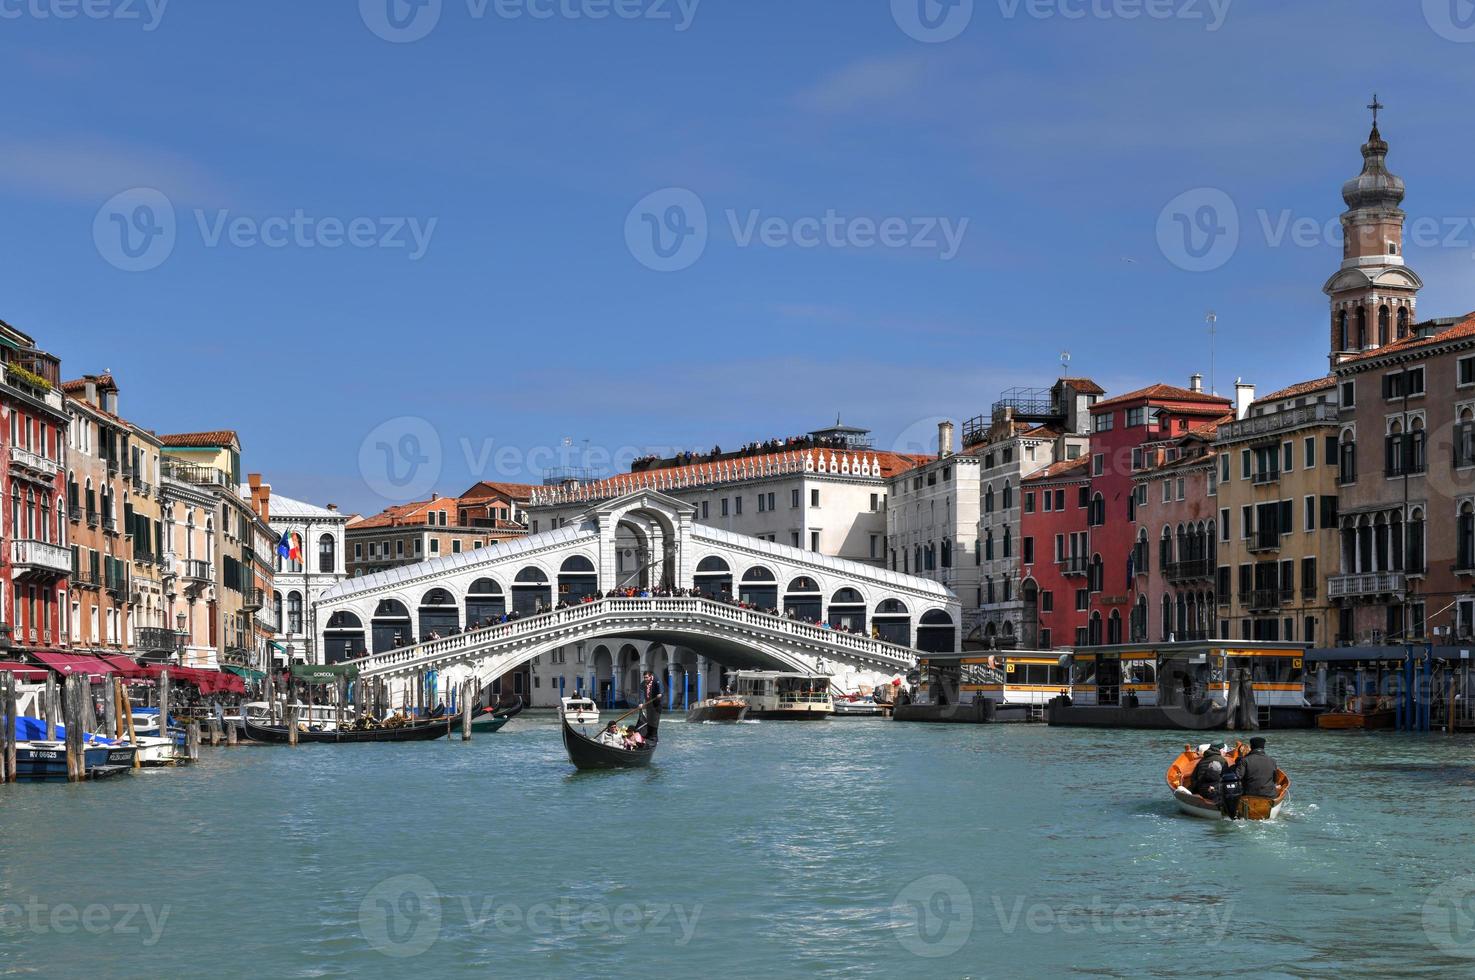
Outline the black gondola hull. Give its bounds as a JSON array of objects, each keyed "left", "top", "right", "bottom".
[
  {"left": 240, "top": 716, "right": 457, "bottom": 744},
  {"left": 560, "top": 713, "right": 656, "bottom": 769}
]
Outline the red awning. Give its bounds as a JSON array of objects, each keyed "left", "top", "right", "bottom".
[
  {"left": 143, "top": 665, "right": 245, "bottom": 695},
  {"left": 0, "top": 661, "right": 50, "bottom": 681},
  {"left": 27, "top": 651, "right": 117, "bottom": 679},
  {"left": 98, "top": 655, "right": 152, "bottom": 680}
]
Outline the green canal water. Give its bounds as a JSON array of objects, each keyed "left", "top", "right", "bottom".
[{"left": 3, "top": 717, "right": 1475, "bottom": 978}]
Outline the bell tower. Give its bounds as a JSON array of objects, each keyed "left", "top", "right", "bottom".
[{"left": 1323, "top": 96, "right": 1423, "bottom": 367}]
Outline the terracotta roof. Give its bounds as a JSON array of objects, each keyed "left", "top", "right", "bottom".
[
  {"left": 351, "top": 497, "right": 459, "bottom": 530},
  {"left": 460, "top": 481, "right": 538, "bottom": 501},
  {"left": 1059, "top": 377, "right": 1106, "bottom": 395},
  {"left": 1340, "top": 313, "right": 1475, "bottom": 364},
  {"left": 1024, "top": 456, "right": 1090, "bottom": 482},
  {"left": 1187, "top": 413, "right": 1236, "bottom": 438},
  {"left": 1252, "top": 376, "right": 1337, "bottom": 406},
  {"left": 61, "top": 373, "right": 117, "bottom": 393},
  {"left": 160, "top": 431, "right": 239, "bottom": 447},
  {"left": 1090, "top": 384, "right": 1232, "bottom": 412}
]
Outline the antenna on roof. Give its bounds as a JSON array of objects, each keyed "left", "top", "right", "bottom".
[
  {"left": 1205, "top": 311, "right": 1218, "bottom": 395},
  {"left": 1060, "top": 351, "right": 1071, "bottom": 378}
]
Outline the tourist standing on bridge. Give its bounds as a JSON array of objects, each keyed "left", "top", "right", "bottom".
[{"left": 640, "top": 669, "right": 663, "bottom": 744}]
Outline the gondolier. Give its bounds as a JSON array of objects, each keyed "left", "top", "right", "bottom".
[{"left": 640, "top": 669, "right": 663, "bottom": 743}]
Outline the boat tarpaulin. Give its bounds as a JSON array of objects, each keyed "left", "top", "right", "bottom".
[
  {"left": 292, "top": 664, "right": 360, "bottom": 682},
  {"left": 27, "top": 651, "right": 117, "bottom": 679},
  {"left": 143, "top": 666, "right": 246, "bottom": 695},
  {"left": 223, "top": 665, "right": 265, "bottom": 682},
  {"left": 0, "top": 661, "right": 50, "bottom": 681}
]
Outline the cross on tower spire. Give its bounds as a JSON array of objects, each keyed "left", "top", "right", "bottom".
[{"left": 1368, "top": 93, "right": 1384, "bottom": 129}]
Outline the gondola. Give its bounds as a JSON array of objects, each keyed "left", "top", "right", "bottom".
[
  {"left": 240, "top": 714, "right": 458, "bottom": 744},
  {"left": 560, "top": 703, "right": 657, "bottom": 770},
  {"left": 1165, "top": 742, "right": 1290, "bottom": 820},
  {"left": 469, "top": 695, "right": 525, "bottom": 734}
]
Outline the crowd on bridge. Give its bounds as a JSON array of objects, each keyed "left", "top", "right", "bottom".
[{"left": 629, "top": 432, "right": 867, "bottom": 473}]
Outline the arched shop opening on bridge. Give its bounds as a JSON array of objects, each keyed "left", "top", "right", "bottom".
[
  {"left": 466, "top": 578, "right": 505, "bottom": 625},
  {"left": 419, "top": 588, "right": 458, "bottom": 640},
  {"left": 372, "top": 598, "right": 411, "bottom": 653},
  {"left": 740, "top": 565, "right": 777, "bottom": 608},
  {"left": 559, "top": 555, "right": 599, "bottom": 603},
  {"left": 324, "top": 611, "right": 365, "bottom": 665},
  {"left": 512, "top": 566, "right": 552, "bottom": 615},
  {"left": 917, "top": 609, "right": 956, "bottom": 653},
  {"left": 829, "top": 588, "right": 866, "bottom": 632},
  {"left": 784, "top": 576, "right": 822, "bottom": 621},
  {"left": 874, "top": 599, "right": 910, "bottom": 646},
  {"left": 693, "top": 556, "right": 732, "bottom": 598}
]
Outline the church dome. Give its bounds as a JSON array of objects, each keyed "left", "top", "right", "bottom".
[{"left": 1341, "top": 125, "right": 1406, "bottom": 211}]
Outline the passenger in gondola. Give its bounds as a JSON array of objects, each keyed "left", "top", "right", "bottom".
[
  {"left": 1236, "top": 737, "right": 1277, "bottom": 797},
  {"left": 639, "top": 669, "right": 663, "bottom": 743}
]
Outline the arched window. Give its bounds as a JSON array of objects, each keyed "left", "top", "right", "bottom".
[
  {"left": 1003, "top": 527, "right": 1012, "bottom": 559},
  {"left": 1459, "top": 503, "right": 1475, "bottom": 571},
  {"left": 874, "top": 599, "right": 911, "bottom": 646},
  {"left": 466, "top": 578, "right": 506, "bottom": 625},
  {"left": 287, "top": 591, "right": 303, "bottom": 634},
  {"left": 512, "top": 566, "right": 552, "bottom": 615},
  {"left": 318, "top": 533, "right": 336, "bottom": 574},
  {"left": 940, "top": 538, "right": 952, "bottom": 568},
  {"left": 739, "top": 566, "right": 778, "bottom": 609},
  {"left": 1002, "top": 482, "right": 1013, "bottom": 510},
  {"left": 1356, "top": 306, "right": 1368, "bottom": 348},
  {"left": 1378, "top": 305, "right": 1390, "bottom": 346},
  {"left": 1408, "top": 507, "right": 1426, "bottom": 574},
  {"left": 984, "top": 530, "right": 994, "bottom": 561},
  {"left": 1397, "top": 306, "right": 1410, "bottom": 339},
  {"left": 1161, "top": 594, "right": 1172, "bottom": 640},
  {"left": 1337, "top": 310, "right": 1348, "bottom": 350},
  {"left": 984, "top": 485, "right": 994, "bottom": 514},
  {"left": 694, "top": 556, "right": 733, "bottom": 599},
  {"left": 272, "top": 590, "right": 283, "bottom": 630},
  {"left": 917, "top": 609, "right": 955, "bottom": 653},
  {"left": 419, "top": 587, "right": 458, "bottom": 637}
]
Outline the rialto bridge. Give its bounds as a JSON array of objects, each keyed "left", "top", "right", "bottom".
[{"left": 312, "top": 490, "right": 959, "bottom": 704}]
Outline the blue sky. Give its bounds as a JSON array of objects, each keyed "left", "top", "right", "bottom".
[{"left": 6, "top": 0, "right": 1475, "bottom": 514}]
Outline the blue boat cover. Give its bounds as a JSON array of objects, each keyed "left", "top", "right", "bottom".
[{"left": 11, "top": 717, "right": 118, "bottom": 744}]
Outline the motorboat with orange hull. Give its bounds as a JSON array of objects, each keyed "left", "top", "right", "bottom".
[
  {"left": 1165, "top": 742, "right": 1290, "bottom": 820},
  {"left": 1317, "top": 696, "right": 1395, "bottom": 730}
]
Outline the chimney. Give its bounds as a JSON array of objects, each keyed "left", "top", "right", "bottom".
[
  {"left": 327, "top": 504, "right": 338, "bottom": 513},
  {"left": 1234, "top": 379, "right": 1256, "bottom": 421},
  {"left": 937, "top": 420, "right": 955, "bottom": 458},
  {"left": 1189, "top": 373, "right": 1203, "bottom": 393},
  {"left": 247, "top": 474, "right": 269, "bottom": 521}
]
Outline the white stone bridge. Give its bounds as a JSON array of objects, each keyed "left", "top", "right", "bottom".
[{"left": 313, "top": 490, "right": 958, "bottom": 701}]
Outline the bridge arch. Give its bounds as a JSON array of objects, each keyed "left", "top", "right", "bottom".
[
  {"left": 918, "top": 608, "right": 955, "bottom": 653},
  {"left": 512, "top": 565, "right": 552, "bottom": 615},
  {"left": 419, "top": 587, "right": 458, "bottom": 639},
  {"left": 739, "top": 565, "right": 778, "bottom": 609},
  {"left": 466, "top": 578, "right": 505, "bottom": 627}
]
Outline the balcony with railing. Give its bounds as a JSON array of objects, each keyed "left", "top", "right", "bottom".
[
  {"left": 1252, "top": 467, "right": 1281, "bottom": 486},
  {"left": 1164, "top": 558, "right": 1214, "bottom": 584},
  {"left": 11, "top": 539, "right": 71, "bottom": 577},
  {"left": 1060, "top": 556, "right": 1089, "bottom": 577},
  {"left": 1247, "top": 531, "right": 1282, "bottom": 554},
  {"left": 162, "top": 459, "right": 232, "bottom": 488},
  {"left": 1249, "top": 588, "right": 1290, "bottom": 611},
  {"left": 243, "top": 587, "right": 265, "bottom": 612},
  {"left": 105, "top": 567, "right": 130, "bottom": 596},
  {"left": 1328, "top": 571, "right": 1407, "bottom": 601},
  {"left": 182, "top": 559, "right": 213, "bottom": 583},
  {"left": 1218, "top": 402, "right": 1338, "bottom": 443},
  {"left": 134, "top": 626, "right": 184, "bottom": 654},
  {"left": 101, "top": 514, "right": 117, "bottom": 534},
  {"left": 8, "top": 445, "right": 60, "bottom": 480},
  {"left": 85, "top": 508, "right": 99, "bottom": 528}
]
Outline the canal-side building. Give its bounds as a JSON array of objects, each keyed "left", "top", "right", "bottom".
[
  {"left": 1215, "top": 377, "right": 1342, "bottom": 645},
  {"left": 1020, "top": 455, "right": 1092, "bottom": 650},
  {"left": 122, "top": 423, "right": 169, "bottom": 659},
  {"left": 1332, "top": 314, "right": 1475, "bottom": 645},
  {"left": 62, "top": 374, "right": 138, "bottom": 658},
  {"left": 1, "top": 323, "right": 69, "bottom": 655},
  {"left": 158, "top": 431, "right": 274, "bottom": 671},
  {"left": 245, "top": 478, "right": 348, "bottom": 665},
  {"left": 968, "top": 379, "right": 1098, "bottom": 648},
  {"left": 1084, "top": 380, "right": 1235, "bottom": 646},
  {"left": 1129, "top": 422, "right": 1222, "bottom": 644},
  {"left": 456, "top": 480, "right": 534, "bottom": 530}
]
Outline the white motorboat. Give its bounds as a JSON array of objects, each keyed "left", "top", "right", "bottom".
[
  {"left": 560, "top": 696, "right": 599, "bottom": 726},
  {"left": 831, "top": 695, "right": 883, "bottom": 717}
]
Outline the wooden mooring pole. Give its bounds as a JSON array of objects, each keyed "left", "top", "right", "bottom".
[
  {"left": 288, "top": 704, "right": 299, "bottom": 747},
  {"left": 462, "top": 680, "right": 473, "bottom": 741},
  {"left": 1, "top": 670, "right": 15, "bottom": 783},
  {"left": 44, "top": 672, "right": 57, "bottom": 741},
  {"left": 64, "top": 675, "right": 84, "bottom": 782}
]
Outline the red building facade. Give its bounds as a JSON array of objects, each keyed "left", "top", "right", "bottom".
[
  {"left": 0, "top": 320, "right": 70, "bottom": 653},
  {"left": 1020, "top": 456, "right": 1091, "bottom": 650}
]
